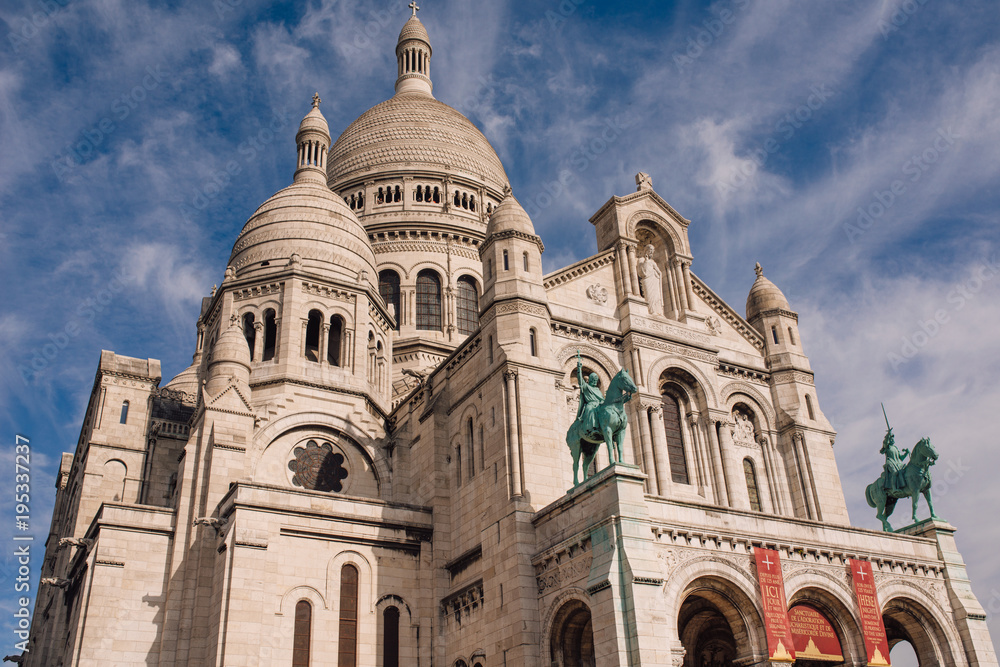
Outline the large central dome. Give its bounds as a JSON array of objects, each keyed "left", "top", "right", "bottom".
[{"left": 327, "top": 91, "right": 508, "bottom": 192}]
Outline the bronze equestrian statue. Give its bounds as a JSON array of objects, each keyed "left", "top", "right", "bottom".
[{"left": 565, "top": 353, "right": 636, "bottom": 486}]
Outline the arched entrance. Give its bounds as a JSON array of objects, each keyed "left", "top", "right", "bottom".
[
  {"left": 882, "top": 597, "right": 952, "bottom": 667},
  {"left": 678, "top": 595, "right": 737, "bottom": 667},
  {"left": 549, "top": 599, "right": 595, "bottom": 667}
]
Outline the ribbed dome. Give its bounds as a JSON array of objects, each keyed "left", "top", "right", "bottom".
[
  {"left": 327, "top": 92, "right": 508, "bottom": 193},
  {"left": 298, "top": 105, "right": 330, "bottom": 137},
  {"left": 746, "top": 263, "right": 791, "bottom": 321},
  {"left": 398, "top": 16, "right": 430, "bottom": 45},
  {"left": 229, "top": 181, "right": 377, "bottom": 282},
  {"left": 486, "top": 188, "right": 535, "bottom": 237}
]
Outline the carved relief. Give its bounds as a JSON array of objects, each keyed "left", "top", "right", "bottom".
[
  {"left": 586, "top": 284, "right": 609, "bottom": 305},
  {"left": 732, "top": 410, "right": 757, "bottom": 448}
]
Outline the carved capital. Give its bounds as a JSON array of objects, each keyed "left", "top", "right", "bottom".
[
  {"left": 792, "top": 431, "right": 805, "bottom": 445},
  {"left": 503, "top": 369, "right": 518, "bottom": 382},
  {"left": 647, "top": 404, "right": 663, "bottom": 415},
  {"left": 253, "top": 321, "right": 263, "bottom": 332}
]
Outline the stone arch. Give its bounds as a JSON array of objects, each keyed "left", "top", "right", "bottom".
[
  {"left": 627, "top": 210, "right": 687, "bottom": 255},
  {"left": 666, "top": 557, "right": 769, "bottom": 666},
  {"left": 556, "top": 343, "right": 619, "bottom": 384},
  {"left": 255, "top": 297, "right": 282, "bottom": 315},
  {"left": 879, "top": 581, "right": 961, "bottom": 667},
  {"left": 720, "top": 382, "right": 775, "bottom": 432},
  {"left": 544, "top": 589, "right": 595, "bottom": 667},
  {"left": 101, "top": 459, "right": 128, "bottom": 502},
  {"left": 328, "top": 550, "right": 375, "bottom": 615},
  {"left": 376, "top": 594, "right": 416, "bottom": 667},
  {"left": 647, "top": 356, "right": 718, "bottom": 410},
  {"left": 785, "top": 577, "right": 866, "bottom": 665},
  {"left": 249, "top": 413, "right": 389, "bottom": 498},
  {"left": 378, "top": 260, "right": 409, "bottom": 280},
  {"left": 277, "top": 584, "right": 327, "bottom": 612}
]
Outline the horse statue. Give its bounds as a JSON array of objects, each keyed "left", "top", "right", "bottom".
[
  {"left": 865, "top": 436, "right": 939, "bottom": 531},
  {"left": 565, "top": 361, "right": 637, "bottom": 486}
]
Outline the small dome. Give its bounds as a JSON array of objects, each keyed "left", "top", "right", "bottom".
[
  {"left": 746, "top": 263, "right": 791, "bottom": 320},
  {"left": 297, "top": 101, "right": 330, "bottom": 138},
  {"left": 229, "top": 181, "right": 377, "bottom": 283},
  {"left": 211, "top": 318, "right": 251, "bottom": 369},
  {"left": 486, "top": 187, "right": 536, "bottom": 237},
  {"left": 164, "top": 362, "right": 200, "bottom": 396},
  {"left": 398, "top": 16, "right": 430, "bottom": 46}
]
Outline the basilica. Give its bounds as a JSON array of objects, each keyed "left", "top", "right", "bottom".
[{"left": 24, "top": 11, "right": 997, "bottom": 667}]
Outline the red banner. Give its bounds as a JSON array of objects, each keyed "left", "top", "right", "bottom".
[
  {"left": 849, "top": 559, "right": 891, "bottom": 667},
  {"left": 753, "top": 548, "right": 795, "bottom": 662},
  {"left": 789, "top": 604, "right": 844, "bottom": 662}
]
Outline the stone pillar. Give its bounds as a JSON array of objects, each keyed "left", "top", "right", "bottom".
[
  {"left": 678, "top": 413, "right": 699, "bottom": 490},
  {"left": 663, "top": 257, "right": 678, "bottom": 318},
  {"left": 673, "top": 259, "right": 690, "bottom": 311},
  {"left": 688, "top": 413, "right": 712, "bottom": 500},
  {"left": 758, "top": 435, "right": 782, "bottom": 514},
  {"left": 626, "top": 242, "right": 641, "bottom": 296},
  {"left": 252, "top": 322, "right": 263, "bottom": 363},
  {"left": 637, "top": 404, "right": 658, "bottom": 495},
  {"left": 319, "top": 322, "right": 330, "bottom": 366},
  {"left": 615, "top": 242, "right": 630, "bottom": 300},
  {"left": 792, "top": 432, "right": 817, "bottom": 520},
  {"left": 717, "top": 418, "right": 748, "bottom": 510},
  {"left": 681, "top": 259, "right": 696, "bottom": 308},
  {"left": 504, "top": 369, "right": 523, "bottom": 498},
  {"left": 273, "top": 317, "right": 281, "bottom": 360},
  {"left": 706, "top": 418, "right": 730, "bottom": 506},
  {"left": 649, "top": 405, "right": 672, "bottom": 496}
]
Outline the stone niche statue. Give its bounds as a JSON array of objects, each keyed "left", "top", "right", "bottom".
[
  {"left": 864, "top": 411, "right": 941, "bottom": 531},
  {"left": 637, "top": 244, "right": 664, "bottom": 317}
]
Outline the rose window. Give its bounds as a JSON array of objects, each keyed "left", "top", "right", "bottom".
[{"left": 288, "top": 439, "right": 349, "bottom": 492}]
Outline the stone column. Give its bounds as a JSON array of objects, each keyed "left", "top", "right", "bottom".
[
  {"left": 678, "top": 413, "right": 699, "bottom": 489},
  {"left": 637, "top": 403, "right": 658, "bottom": 495},
  {"left": 792, "top": 432, "right": 817, "bottom": 520},
  {"left": 663, "top": 257, "right": 678, "bottom": 317},
  {"left": 319, "top": 322, "right": 330, "bottom": 366},
  {"left": 681, "top": 259, "right": 696, "bottom": 308},
  {"left": 717, "top": 418, "right": 748, "bottom": 509},
  {"left": 626, "top": 242, "right": 640, "bottom": 296},
  {"left": 649, "top": 405, "right": 672, "bottom": 497},
  {"left": 273, "top": 317, "right": 281, "bottom": 360},
  {"left": 673, "top": 259, "right": 690, "bottom": 311},
  {"left": 504, "top": 369, "right": 523, "bottom": 498},
  {"left": 252, "top": 322, "right": 263, "bottom": 363},
  {"left": 300, "top": 320, "right": 308, "bottom": 360},
  {"left": 615, "top": 242, "right": 630, "bottom": 300},
  {"left": 706, "top": 418, "right": 730, "bottom": 506},
  {"left": 687, "top": 413, "right": 712, "bottom": 499},
  {"left": 758, "top": 435, "right": 782, "bottom": 514}
]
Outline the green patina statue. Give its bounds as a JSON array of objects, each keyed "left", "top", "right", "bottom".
[
  {"left": 565, "top": 351, "right": 637, "bottom": 486},
  {"left": 865, "top": 405, "right": 941, "bottom": 531}
]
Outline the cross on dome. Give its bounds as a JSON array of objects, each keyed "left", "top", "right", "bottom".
[
  {"left": 409, "top": 1, "right": 419, "bottom": 16},
  {"left": 312, "top": 92, "right": 321, "bottom": 108}
]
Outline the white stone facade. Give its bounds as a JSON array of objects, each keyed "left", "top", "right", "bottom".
[{"left": 25, "top": 12, "right": 997, "bottom": 667}]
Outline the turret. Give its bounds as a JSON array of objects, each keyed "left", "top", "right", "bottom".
[
  {"left": 746, "top": 263, "right": 811, "bottom": 373},
  {"left": 294, "top": 92, "right": 331, "bottom": 184},
  {"left": 394, "top": 8, "right": 433, "bottom": 96}
]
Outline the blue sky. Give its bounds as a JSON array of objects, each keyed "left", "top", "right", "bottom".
[{"left": 1, "top": 0, "right": 998, "bottom": 659}]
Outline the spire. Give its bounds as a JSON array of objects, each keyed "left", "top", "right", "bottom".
[
  {"left": 395, "top": 10, "right": 433, "bottom": 96},
  {"left": 294, "top": 92, "right": 331, "bottom": 184}
]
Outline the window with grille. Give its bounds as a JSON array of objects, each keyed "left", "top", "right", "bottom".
[
  {"left": 379, "top": 270, "right": 401, "bottom": 330},
  {"left": 338, "top": 565, "right": 359, "bottom": 667},
  {"left": 456, "top": 276, "right": 479, "bottom": 335},
  {"left": 744, "top": 458, "right": 762, "bottom": 511},
  {"left": 660, "top": 394, "right": 689, "bottom": 484},
  {"left": 416, "top": 270, "right": 442, "bottom": 331}
]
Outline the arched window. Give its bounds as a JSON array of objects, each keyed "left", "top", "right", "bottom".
[
  {"left": 376, "top": 187, "right": 384, "bottom": 204},
  {"left": 787, "top": 327, "right": 796, "bottom": 345},
  {"left": 383, "top": 606, "right": 400, "bottom": 667},
  {"left": 502, "top": 249, "right": 509, "bottom": 271},
  {"left": 263, "top": 309, "right": 277, "bottom": 361},
  {"left": 529, "top": 328, "right": 537, "bottom": 356},
  {"left": 415, "top": 185, "right": 423, "bottom": 202},
  {"left": 293, "top": 600, "right": 312, "bottom": 667},
  {"left": 454, "top": 191, "right": 461, "bottom": 207},
  {"left": 469, "top": 195, "right": 476, "bottom": 211},
  {"left": 456, "top": 276, "right": 479, "bottom": 335},
  {"left": 486, "top": 258, "right": 493, "bottom": 279},
  {"left": 120, "top": 400, "right": 129, "bottom": 425},
  {"left": 660, "top": 393, "right": 689, "bottom": 484},
  {"left": 523, "top": 251, "right": 529, "bottom": 272},
  {"left": 338, "top": 565, "right": 359, "bottom": 667},
  {"left": 328, "top": 316, "right": 343, "bottom": 366},
  {"left": 744, "top": 458, "right": 762, "bottom": 511},
  {"left": 433, "top": 186, "right": 440, "bottom": 203},
  {"left": 805, "top": 394, "right": 815, "bottom": 420},
  {"left": 479, "top": 425, "right": 485, "bottom": 472},
  {"left": 771, "top": 325, "right": 779, "bottom": 344},
  {"left": 487, "top": 335, "right": 494, "bottom": 364},
  {"left": 305, "top": 310, "right": 322, "bottom": 362},
  {"left": 242, "top": 312, "right": 256, "bottom": 360},
  {"left": 455, "top": 443, "right": 463, "bottom": 487},
  {"left": 467, "top": 418, "right": 475, "bottom": 478},
  {"left": 378, "top": 270, "right": 402, "bottom": 330},
  {"left": 416, "top": 270, "right": 442, "bottom": 331},
  {"left": 394, "top": 185, "right": 401, "bottom": 202}
]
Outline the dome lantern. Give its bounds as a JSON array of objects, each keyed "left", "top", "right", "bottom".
[
  {"left": 294, "top": 92, "right": 331, "bottom": 184},
  {"left": 395, "top": 4, "right": 433, "bottom": 96}
]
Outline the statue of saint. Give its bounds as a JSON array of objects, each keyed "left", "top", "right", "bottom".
[
  {"left": 637, "top": 244, "right": 664, "bottom": 317},
  {"left": 575, "top": 359, "right": 604, "bottom": 438},
  {"left": 880, "top": 427, "right": 909, "bottom": 494}
]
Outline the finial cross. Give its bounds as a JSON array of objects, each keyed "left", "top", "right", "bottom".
[
  {"left": 312, "top": 92, "right": 321, "bottom": 108},
  {"left": 409, "top": 1, "right": 419, "bottom": 16}
]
